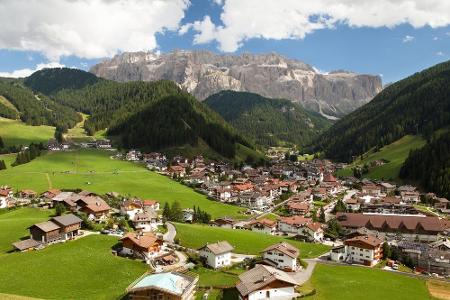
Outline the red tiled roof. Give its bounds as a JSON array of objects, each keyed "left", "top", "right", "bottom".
[{"left": 279, "top": 216, "right": 312, "bottom": 226}]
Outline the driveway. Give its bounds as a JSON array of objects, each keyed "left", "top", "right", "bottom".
[
  {"left": 290, "top": 259, "right": 317, "bottom": 285},
  {"left": 163, "top": 222, "right": 176, "bottom": 244}
]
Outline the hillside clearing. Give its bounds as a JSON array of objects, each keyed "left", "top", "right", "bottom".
[{"left": 0, "top": 117, "right": 54, "bottom": 147}]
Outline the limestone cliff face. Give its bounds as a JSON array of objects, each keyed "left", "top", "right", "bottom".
[{"left": 90, "top": 50, "right": 382, "bottom": 118}]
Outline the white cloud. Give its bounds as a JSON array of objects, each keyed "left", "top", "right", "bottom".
[
  {"left": 212, "top": 0, "right": 223, "bottom": 5},
  {"left": 0, "top": 0, "right": 189, "bottom": 61},
  {"left": 433, "top": 36, "right": 439, "bottom": 41},
  {"left": 436, "top": 51, "right": 444, "bottom": 56},
  {"left": 0, "top": 62, "right": 65, "bottom": 78},
  {"left": 403, "top": 35, "right": 415, "bottom": 43},
  {"left": 181, "top": 0, "right": 450, "bottom": 52}
]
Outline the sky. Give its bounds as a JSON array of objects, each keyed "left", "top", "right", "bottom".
[{"left": 0, "top": 0, "right": 450, "bottom": 83}]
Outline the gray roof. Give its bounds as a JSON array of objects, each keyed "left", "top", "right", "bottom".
[
  {"left": 199, "top": 241, "right": 234, "bottom": 255},
  {"left": 31, "top": 221, "right": 60, "bottom": 232},
  {"left": 12, "top": 238, "right": 41, "bottom": 251},
  {"left": 262, "top": 242, "right": 299, "bottom": 259},
  {"left": 51, "top": 214, "right": 83, "bottom": 227},
  {"left": 236, "top": 265, "right": 297, "bottom": 296}
]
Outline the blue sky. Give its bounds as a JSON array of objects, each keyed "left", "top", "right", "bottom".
[{"left": 0, "top": 0, "right": 450, "bottom": 83}]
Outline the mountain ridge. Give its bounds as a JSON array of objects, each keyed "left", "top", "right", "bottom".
[{"left": 90, "top": 50, "right": 382, "bottom": 118}]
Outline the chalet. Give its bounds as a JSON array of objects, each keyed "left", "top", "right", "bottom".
[
  {"left": 0, "top": 187, "right": 13, "bottom": 208},
  {"left": 182, "top": 208, "right": 194, "bottom": 222},
  {"left": 361, "top": 184, "right": 381, "bottom": 196},
  {"left": 27, "top": 214, "right": 82, "bottom": 244},
  {"left": 132, "top": 211, "right": 158, "bottom": 232},
  {"left": 41, "top": 189, "right": 61, "bottom": 200},
  {"left": 126, "top": 271, "right": 198, "bottom": 300},
  {"left": 261, "top": 242, "right": 299, "bottom": 271},
  {"left": 120, "top": 232, "right": 163, "bottom": 263},
  {"left": 248, "top": 218, "right": 277, "bottom": 235},
  {"left": 312, "top": 187, "right": 327, "bottom": 200},
  {"left": 126, "top": 150, "right": 141, "bottom": 161},
  {"left": 400, "top": 191, "right": 420, "bottom": 204},
  {"left": 199, "top": 241, "right": 234, "bottom": 269},
  {"left": 51, "top": 214, "right": 83, "bottom": 240},
  {"left": 77, "top": 196, "right": 110, "bottom": 221},
  {"left": 214, "top": 187, "right": 232, "bottom": 202},
  {"left": 331, "top": 235, "right": 383, "bottom": 266},
  {"left": 211, "top": 217, "right": 236, "bottom": 229},
  {"left": 434, "top": 198, "right": 449, "bottom": 210},
  {"left": 287, "top": 201, "right": 310, "bottom": 215},
  {"left": 278, "top": 216, "right": 312, "bottom": 235},
  {"left": 121, "top": 199, "right": 143, "bottom": 219},
  {"left": 19, "top": 189, "right": 37, "bottom": 199},
  {"left": 302, "top": 222, "right": 324, "bottom": 242},
  {"left": 143, "top": 200, "right": 160, "bottom": 212},
  {"left": 379, "top": 182, "right": 396, "bottom": 194},
  {"left": 236, "top": 265, "right": 298, "bottom": 300},
  {"left": 168, "top": 165, "right": 186, "bottom": 178},
  {"left": 96, "top": 139, "right": 112, "bottom": 149},
  {"left": 336, "top": 212, "right": 448, "bottom": 242},
  {"left": 345, "top": 198, "right": 360, "bottom": 211}
]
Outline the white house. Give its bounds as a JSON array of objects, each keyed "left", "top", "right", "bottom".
[
  {"left": 236, "top": 265, "right": 298, "bottom": 300},
  {"left": 302, "top": 222, "right": 324, "bottom": 242},
  {"left": 0, "top": 188, "right": 14, "bottom": 208},
  {"left": 261, "top": 242, "right": 299, "bottom": 271},
  {"left": 330, "top": 235, "right": 383, "bottom": 267},
  {"left": 199, "top": 241, "right": 234, "bottom": 269},
  {"left": 400, "top": 191, "right": 420, "bottom": 204},
  {"left": 120, "top": 199, "right": 143, "bottom": 220},
  {"left": 345, "top": 198, "right": 361, "bottom": 211},
  {"left": 132, "top": 212, "right": 158, "bottom": 232},
  {"left": 182, "top": 208, "right": 194, "bottom": 223},
  {"left": 277, "top": 216, "right": 312, "bottom": 235}
]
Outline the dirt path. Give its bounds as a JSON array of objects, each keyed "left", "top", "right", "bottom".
[{"left": 45, "top": 173, "right": 52, "bottom": 189}]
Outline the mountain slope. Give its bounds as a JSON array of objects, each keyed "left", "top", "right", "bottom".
[
  {"left": 314, "top": 60, "right": 450, "bottom": 162},
  {"left": 24, "top": 67, "right": 100, "bottom": 95},
  {"left": 25, "top": 68, "right": 257, "bottom": 160},
  {"left": 0, "top": 78, "right": 81, "bottom": 129},
  {"left": 90, "top": 50, "right": 382, "bottom": 118},
  {"left": 204, "top": 90, "right": 331, "bottom": 148},
  {"left": 109, "top": 93, "right": 253, "bottom": 159},
  {"left": 400, "top": 131, "right": 450, "bottom": 198}
]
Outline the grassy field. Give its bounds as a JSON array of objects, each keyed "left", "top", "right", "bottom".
[
  {"left": 0, "top": 117, "right": 54, "bottom": 147},
  {"left": 305, "top": 264, "right": 433, "bottom": 300},
  {"left": 174, "top": 223, "right": 330, "bottom": 258},
  {"left": 0, "top": 235, "right": 147, "bottom": 300},
  {"left": 0, "top": 208, "right": 54, "bottom": 255},
  {"left": 0, "top": 150, "right": 246, "bottom": 219},
  {"left": 193, "top": 266, "right": 239, "bottom": 288},
  {"left": 0, "top": 153, "right": 17, "bottom": 168},
  {"left": 65, "top": 113, "right": 95, "bottom": 143},
  {"left": 336, "top": 135, "right": 426, "bottom": 181}
]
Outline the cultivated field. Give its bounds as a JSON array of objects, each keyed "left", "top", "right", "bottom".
[
  {"left": 336, "top": 135, "right": 426, "bottom": 180},
  {"left": 0, "top": 149, "right": 246, "bottom": 219},
  {"left": 304, "top": 264, "right": 434, "bottom": 300},
  {"left": 0, "top": 117, "right": 54, "bottom": 147},
  {"left": 174, "top": 223, "right": 330, "bottom": 258},
  {"left": 0, "top": 234, "right": 147, "bottom": 299}
]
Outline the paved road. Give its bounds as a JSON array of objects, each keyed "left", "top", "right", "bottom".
[
  {"left": 163, "top": 223, "right": 177, "bottom": 244},
  {"left": 290, "top": 259, "right": 317, "bottom": 285}
]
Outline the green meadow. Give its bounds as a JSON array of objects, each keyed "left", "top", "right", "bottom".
[
  {"left": 336, "top": 135, "right": 426, "bottom": 180},
  {"left": 174, "top": 223, "right": 330, "bottom": 258},
  {"left": 304, "top": 264, "right": 434, "bottom": 300},
  {"left": 0, "top": 149, "right": 246, "bottom": 219},
  {"left": 0, "top": 117, "right": 55, "bottom": 147}
]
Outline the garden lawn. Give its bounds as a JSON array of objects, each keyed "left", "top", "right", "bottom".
[
  {"left": 193, "top": 266, "right": 239, "bottom": 288},
  {"left": 0, "top": 149, "right": 246, "bottom": 219},
  {"left": 0, "top": 117, "right": 54, "bottom": 147},
  {"left": 0, "top": 235, "right": 147, "bottom": 300},
  {"left": 336, "top": 135, "right": 426, "bottom": 181},
  {"left": 174, "top": 223, "right": 330, "bottom": 258},
  {"left": 0, "top": 153, "right": 16, "bottom": 168},
  {"left": 0, "top": 208, "right": 54, "bottom": 255},
  {"left": 305, "top": 264, "right": 433, "bottom": 300}
]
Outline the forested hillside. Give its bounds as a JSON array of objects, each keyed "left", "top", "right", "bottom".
[
  {"left": 205, "top": 91, "right": 331, "bottom": 148},
  {"left": 25, "top": 68, "right": 100, "bottom": 95},
  {"left": 110, "top": 93, "right": 253, "bottom": 159},
  {"left": 400, "top": 131, "right": 450, "bottom": 198},
  {"left": 314, "top": 60, "right": 450, "bottom": 162},
  {"left": 0, "top": 78, "right": 81, "bottom": 129},
  {"left": 25, "top": 68, "right": 256, "bottom": 160}
]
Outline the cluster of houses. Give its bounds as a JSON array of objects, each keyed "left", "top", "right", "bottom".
[
  {"left": 126, "top": 240, "right": 304, "bottom": 300},
  {"left": 326, "top": 179, "right": 450, "bottom": 274}
]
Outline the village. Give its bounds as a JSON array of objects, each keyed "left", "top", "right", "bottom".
[{"left": 1, "top": 144, "right": 449, "bottom": 300}]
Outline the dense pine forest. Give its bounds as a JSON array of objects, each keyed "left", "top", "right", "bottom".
[
  {"left": 0, "top": 78, "right": 81, "bottom": 128},
  {"left": 205, "top": 91, "right": 331, "bottom": 149},
  {"left": 400, "top": 131, "right": 450, "bottom": 198},
  {"left": 25, "top": 68, "right": 256, "bottom": 160},
  {"left": 313, "top": 60, "right": 450, "bottom": 162}
]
